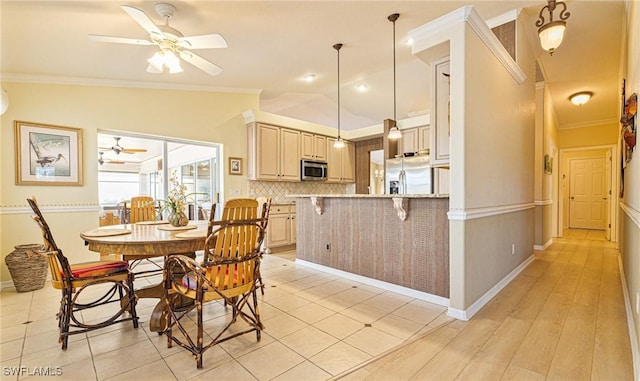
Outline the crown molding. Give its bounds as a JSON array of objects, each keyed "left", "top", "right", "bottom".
[{"left": 0, "top": 73, "right": 262, "bottom": 95}]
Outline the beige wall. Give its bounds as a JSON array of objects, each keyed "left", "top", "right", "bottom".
[
  {"left": 0, "top": 82, "right": 259, "bottom": 282},
  {"left": 558, "top": 123, "right": 619, "bottom": 149},
  {"left": 620, "top": 0, "right": 640, "bottom": 365}
]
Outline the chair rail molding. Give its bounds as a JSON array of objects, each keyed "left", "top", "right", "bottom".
[{"left": 0, "top": 204, "right": 100, "bottom": 215}]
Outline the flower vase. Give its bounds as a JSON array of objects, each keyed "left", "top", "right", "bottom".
[{"left": 168, "top": 209, "right": 189, "bottom": 227}]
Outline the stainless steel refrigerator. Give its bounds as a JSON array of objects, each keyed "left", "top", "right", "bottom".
[{"left": 385, "top": 155, "right": 433, "bottom": 194}]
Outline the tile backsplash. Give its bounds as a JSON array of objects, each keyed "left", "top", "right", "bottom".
[{"left": 248, "top": 181, "right": 355, "bottom": 203}]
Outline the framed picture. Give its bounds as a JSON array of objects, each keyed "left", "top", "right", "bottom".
[
  {"left": 229, "top": 157, "right": 242, "bottom": 175},
  {"left": 544, "top": 154, "right": 553, "bottom": 174},
  {"left": 14, "top": 121, "right": 83, "bottom": 186}
]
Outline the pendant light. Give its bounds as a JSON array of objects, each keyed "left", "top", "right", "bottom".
[
  {"left": 333, "top": 43, "right": 346, "bottom": 149},
  {"left": 387, "top": 13, "right": 402, "bottom": 140},
  {"left": 535, "top": 0, "right": 570, "bottom": 55}
]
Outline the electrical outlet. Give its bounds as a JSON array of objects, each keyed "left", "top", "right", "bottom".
[
  {"left": 326, "top": 243, "right": 331, "bottom": 252},
  {"left": 511, "top": 244, "right": 515, "bottom": 255}
]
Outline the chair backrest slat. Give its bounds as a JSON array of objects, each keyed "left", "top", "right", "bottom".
[
  {"left": 129, "top": 196, "right": 156, "bottom": 223},
  {"left": 26, "top": 197, "right": 73, "bottom": 285}
]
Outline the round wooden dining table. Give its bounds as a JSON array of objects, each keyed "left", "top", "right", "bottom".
[{"left": 81, "top": 221, "right": 209, "bottom": 332}]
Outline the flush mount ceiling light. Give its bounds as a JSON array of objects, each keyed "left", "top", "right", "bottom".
[
  {"left": 535, "top": 0, "right": 571, "bottom": 55},
  {"left": 333, "top": 43, "right": 346, "bottom": 149},
  {"left": 570, "top": 91, "right": 593, "bottom": 106},
  {"left": 387, "top": 13, "right": 402, "bottom": 140}
]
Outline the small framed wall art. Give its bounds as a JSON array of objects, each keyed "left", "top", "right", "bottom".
[
  {"left": 229, "top": 157, "right": 242, "bottom": 175},
  {"left": 14, "top": 121, "right": 83, "bottom": 186}
]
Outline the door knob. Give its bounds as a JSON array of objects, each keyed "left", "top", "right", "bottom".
[{"left": 570, "top": 196, "right": 575, "bottom": 200}]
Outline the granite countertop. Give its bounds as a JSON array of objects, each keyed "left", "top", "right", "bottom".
[{"left": 287, "top": 194, "right": 449, "bottom": 199}]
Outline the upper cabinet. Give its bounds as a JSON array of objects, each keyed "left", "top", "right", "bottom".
[
  {"left": 247, "top": 123, "right": 300, "bottom": 181},
  {"left": 430, "top": 57, "right": 450, "bottom": 167},
  {"left": 327, "top": 138, "right": 355, "bottom": 183},
  {"left": 301, "top": 132, "right": 327, "bottom": 161},
  {"left": 401, "top": 126, "right": 430, "bottom": 154}
]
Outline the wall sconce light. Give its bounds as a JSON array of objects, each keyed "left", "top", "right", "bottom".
[
  {"left": 0, "top": 88, "right": 9, "bottom": 115},
  {"left": 570, "top": 91, "right": 593, "bottom": 106},
  {"left": 535, "top": 0, "right": 570, "bottom": 55}
]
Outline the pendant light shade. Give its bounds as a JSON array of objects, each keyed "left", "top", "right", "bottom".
[
  {"left": 535, "top": 0, "right": 570, "bottom": 55},
  {"left": 387, "top": 13, "right": 402, "bottom": 140},
  {"left": 333, "top": 43, "right": 345, "bottom": 149}
]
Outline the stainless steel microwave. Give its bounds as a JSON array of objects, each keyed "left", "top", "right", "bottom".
[{"left": 301, "top": 159, "right": 328, "bottom": 181}]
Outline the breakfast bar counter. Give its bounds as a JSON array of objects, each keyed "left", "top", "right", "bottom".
[{"left": 288, "top": 194, "right": 450, "bottom": 299}]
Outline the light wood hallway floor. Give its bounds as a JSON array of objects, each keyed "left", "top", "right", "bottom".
[{"left": 336, "top": 230, "right": 635, "bottom": 381}]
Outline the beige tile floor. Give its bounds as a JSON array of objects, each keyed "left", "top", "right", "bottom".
[{"left": 0, "top": 252, "right": 451, "bottom": 381}]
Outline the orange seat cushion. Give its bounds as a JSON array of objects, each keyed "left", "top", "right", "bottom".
[{"left": 67, "top": 260, "right": 129, "bottom": 278}]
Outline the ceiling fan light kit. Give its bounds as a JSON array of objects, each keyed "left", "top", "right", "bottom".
[{"left": 89, "top": 3, "right": 226, "bottom": 76}]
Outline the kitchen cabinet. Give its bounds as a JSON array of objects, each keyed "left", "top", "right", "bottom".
[
  {"left": 327, "top": 138, "right": 355, "bottom": 183},
  {"left": 430, "top": 57, "right": 450, "bottom": 166},
  {"left": 267, "top": 204, "right": 296, "bottom": 249},
  {"left": 247, "top": 123, "right": 300, "bottom": 181},
  {"left": 434, "top": 167, "right": 450, "bottom": 194},
  {"left": 401, "top": 126, "right": 430, "bottom": 155},
  {"left": 301, "top": 132, "right": 327, "bottom": 161}
]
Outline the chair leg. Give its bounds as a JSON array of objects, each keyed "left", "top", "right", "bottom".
[
  {"left": 126, "top": 276, "right": 139, "bottom": 329},
  {"left": 59, "top": 289, "right": 72, "bottom": 350},
  {"left": 197, "top": 298, "right": 204, "bottom": 369}
]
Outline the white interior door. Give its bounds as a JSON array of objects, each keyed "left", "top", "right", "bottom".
[{"left": 569, "top": 158, "right": 606, "bottom": 229}]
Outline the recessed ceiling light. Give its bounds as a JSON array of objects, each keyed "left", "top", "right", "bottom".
[
  {"left": 356, "top": 84, "right": 368, "bottom": 92},
  {"left": 404, "top": 37, "right": 414, "bottom": 46},
  {"left": 303, "top": 74, "right": 316, "bottom": 82},
  {"left": 569, "top": 91, "right": 593, "bottom": 105}
]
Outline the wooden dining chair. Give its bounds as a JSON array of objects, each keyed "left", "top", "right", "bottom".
[
  {"left": 26, "top": 197, "right": 139, "bottom": 349},
  {"left": 128, "top": 195, "right": 157, "bottom": 223},
  {"left": 163, "top": 218, "right": 267, "bottom": 368},
  {"left": 212, "top": 198, "right": 271, "bottom": 294}
]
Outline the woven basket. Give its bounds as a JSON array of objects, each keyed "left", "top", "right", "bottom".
[{"left": 5, "top": 244, "right": 48, "bottom": 292}]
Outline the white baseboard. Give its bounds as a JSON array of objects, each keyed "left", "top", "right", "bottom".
[
  {"left": 534, "top": 238, "right": 553, "bottom": 251},
  {"left": 618, "top": 255, "right": 640, "bottom": 381},
  {"left": 295, "top": 259, "right": 450, "bottom": 307},
  {"left": 447, "top": 254, "right": 536, "bottom": 321}
]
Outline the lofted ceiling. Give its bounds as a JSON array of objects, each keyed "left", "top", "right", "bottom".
[{"left": 0, "top": 1, "right": 625, "bottom": 132}]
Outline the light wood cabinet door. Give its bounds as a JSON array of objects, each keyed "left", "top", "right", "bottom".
[
  {"left": 342, "top": 141, "right": 355, "bottom": 182},
  {"left": 418, "top": 126, "right": 430, "bottom": 151},
  {"left": 280, "top": 128, "right": 300, "bottom": 181},
  {"left": 301, "top": 133, "right": 327, "bottom": 161},
  {"left": 430, "top": 58, "right": 450, "bottom": 166},
  {"left": 256, "top": 124, "right": 281, "bottom": 180},
  {"left": 313, "top": 135, "right": 327, "bottom": 161},
  {"left": 290, "top": 212, "right": 296, "bottom": 244},
  {"left": 267, "top": 213, "right": 290, "bottom": 247},
  {"left": 327, "top": 137, "right": 343, "bottom": 182},
  {"left": 434, "top": 168, "right": 450, "bottom": 194},
  {"left": 301, "top": 132, "right": 315, "bottom": 160},
  {"left": 327, "top": 138, "right": 355, "bottom": 183},
  {"left": 401, "top": 128, "right": 418, "bottom": 154}
]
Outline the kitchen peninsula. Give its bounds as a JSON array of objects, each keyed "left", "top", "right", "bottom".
[{"left": 290, "top": 194, "right": 449, "bottom": 301}]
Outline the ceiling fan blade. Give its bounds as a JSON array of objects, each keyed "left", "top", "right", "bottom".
[
  {"left": 121, "top": 148, "right": 148, "bottom": 153},
  {"left": 179, "top": 50, "right": 222, "bottom": 76},
  {"left": 89, "top": 34, "right": 154, "bottom": 45},
  {"left": 177, "top": 34, "right": 228, "bottom": 49},
  {"left": 121, "top": 5, "right": 163, "bottom": 38}
]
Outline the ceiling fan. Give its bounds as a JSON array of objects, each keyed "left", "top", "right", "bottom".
[
  {"left": 89, "top": 3, "right": 227, "bottom": 76},
  {"left": 99, "top": 137, "right": 148, "bottom": 155},
  {"left": 98, "top": 152, "right": 125, "bottom": 165}
]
